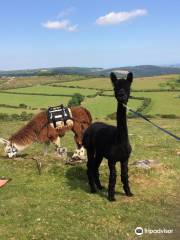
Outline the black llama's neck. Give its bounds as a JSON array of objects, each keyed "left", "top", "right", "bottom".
[{"left": 116, "top": 102, "right": 128, "bottom": 143}]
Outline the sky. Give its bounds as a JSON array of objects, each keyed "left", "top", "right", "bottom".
[{"left": 0, "top": 0, "right": 180, "bottom": 70}]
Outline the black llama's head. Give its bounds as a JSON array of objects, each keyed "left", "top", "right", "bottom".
[{"left": 110, "top": 72, "right": 133, "bottom": 104}]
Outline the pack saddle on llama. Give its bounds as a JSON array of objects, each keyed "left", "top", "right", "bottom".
[{"left": 0, "top": 105, "right": 92, "bottom": 160}]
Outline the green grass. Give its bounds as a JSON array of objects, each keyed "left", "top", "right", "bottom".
[
  {"left": 1, "top": 89, "right": 179, "bottom": 118},
  {"left": 0, "top": 74, "right": 180, "bottom": 119},
  {"left": 58, "top": 77, "right": 111, "bottom": 90},
  {"left": 0, "top": 72, "right": 180, "bottom": 239},
  {"left": 0, "top": 107, "right": 36, "bottom": 114},
  {"left": 0, "top": 74, "right": 89, "bottom": 90},
  {"left": 0, "top": 119, "right": 179, "bottom": 239},
  {"left": 57, "top": 75, "right": 180, "bottom": 91},
  {"left": 132, "top": 74, "right": 179, "bottom": 90},
  {"left": 0, "top": 76, "right": 60, "bottom": 89},
  {"left": 133, "top": 92, "right": 180, "bottom": 116},
  {"left": 82, "top": 96, "right": 142, "bottom": 119},
  {"left": 0, "top": 93, "right": 70, "bottom": 109},
  {"left": 0, "top": 91, "right": 141, "bottom": 118},
  {"left": 3, "top": 85, "right": 98, "bottom": 96},
  {"left": 101, "top": 91, "right": 180, "bottom": 117}
]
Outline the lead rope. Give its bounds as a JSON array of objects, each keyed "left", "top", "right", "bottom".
[{"left": 123, "top": 104, "right": 180, "bottom": 141}]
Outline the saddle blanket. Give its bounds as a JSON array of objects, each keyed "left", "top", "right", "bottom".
[{"left": 47, "top": 105, "right": 73, "bottom": 129}]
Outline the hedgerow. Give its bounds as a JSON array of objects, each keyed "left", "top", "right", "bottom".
[{"left": 0, "top": 112, "right": 33, "bottom": 121}]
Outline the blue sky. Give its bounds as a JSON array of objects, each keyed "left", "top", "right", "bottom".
[{"left": 0, "top": 0, "right": 180, "bottom": 70}]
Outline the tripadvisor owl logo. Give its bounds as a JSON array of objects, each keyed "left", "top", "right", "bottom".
[{"left": 135, "top": 227, "right": 143, "bottom": 236}]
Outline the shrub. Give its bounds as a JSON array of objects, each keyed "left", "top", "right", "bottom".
[
  {"left": 19, "top": 103, "right": 28, "bottom": 108},
  {"left": 136, "top": 98, "right": 151, "bottom": 113},
  {"left": 68, "top": 93, "right": 85, "bottom": 107},
  {"left": 176, "top": 77, "right": 180, "bottom": 84},
  {"left": 0, "top": 112, "right": 33, "bottom": 122},
  {"left": 0, "top": 113, "right": 10, "bottom": 121},
  {"left": 106, "top": 97, "right": 152, "bottom": 120},
  {"left": 20, "top": 112, "right": 33, "bottom": 121},
  {"left": 11, "top": 114, "right": 21, "bottom": 120}
]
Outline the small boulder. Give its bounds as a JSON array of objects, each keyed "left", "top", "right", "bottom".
[{"left": 131, "top": 159, "right": 159, "bottom": 169}]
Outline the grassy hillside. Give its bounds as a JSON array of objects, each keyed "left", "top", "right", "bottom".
[
  {"left": 133, "top": 92, "right": 180, "bottom": 116},
  {"left": 105, "top": 65, "right": 180, "bottom": 77},
  {"left": 0, "top": 119, "right": 179, "bottom": 239},
  {"left": 0, "top": 93, "right": 70, "bottom": 110},
  {"left": 132, "top": 74, "right": 179, "bottom": 90},
  {"left": 0, "top": 75, "right": 89, "bottom": 90},
  {"left": 57, "top": 74, "right": 180, "bottom": 91},
  {"left": 82, "top": 96, "right": 141, "bottom": 119},
  {"left": 0, "top": 73, "right": 180, "bottom": 239},
  {"left": 0, "top": 74, "right": 180, "bottom": 119},
  {"left": 1, "top": 65, "right": 180, "bottom": 77},
  {"left": 3, "top": 85, "right": 97, "bottom": 96},
  {"left": 58, "top": 77, "right": 111, "bottom": 90}
]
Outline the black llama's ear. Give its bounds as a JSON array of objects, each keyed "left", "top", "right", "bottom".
[
  {"left": 127, "top": 72, "right": 133, "bottom": 83},
  {"left": 110, "top": 72, "right": 117, "bottom": 84}
]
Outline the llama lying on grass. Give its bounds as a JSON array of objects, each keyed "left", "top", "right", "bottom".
[
  {"left": 0, "top": 106, "right": 92, "bottom": 159},
  {"left": 82, "top": 72, "right": 133, "bottom": 201}
]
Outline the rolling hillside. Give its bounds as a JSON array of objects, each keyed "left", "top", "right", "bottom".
[{"left": 1, "top": 65, "right": 180, "bottom": 78}]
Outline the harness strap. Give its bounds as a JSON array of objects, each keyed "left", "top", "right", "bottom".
[
  {"left": 52, "top": 117, "right": 57, "bottom": 128},
  {"left": 123, "top": 104, "right": 180, "bottom": 141},
  {"left": 61, "top": 104, "right": 66, "bottom": 124}
]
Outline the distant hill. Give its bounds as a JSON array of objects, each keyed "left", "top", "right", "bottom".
[
  {"left": 168, "top": 64, "right": 180, "bottom": 68},
  {"left": 0, "top": 67, "right": 103, "bottom": 77},
  {"left": 101, "top": 65, "right": 180, "bottom": 77},
  {"left": 1, "top": 65, "right": 180, "bottom": 78}
]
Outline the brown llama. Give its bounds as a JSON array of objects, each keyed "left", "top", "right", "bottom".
[{"left": 0, "top": 106, "right": 92, "bottom": 159}]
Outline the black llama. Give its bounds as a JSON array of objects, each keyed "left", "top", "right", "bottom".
[{"left": 82, "top": 72, "right": 133, "bottom": 201}]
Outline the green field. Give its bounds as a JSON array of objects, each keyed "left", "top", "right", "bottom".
[
  {"left": 132, "top": 74, "right": 179, "bottom": 90},
  {"left": 82, "top": 96, "right": 142, "bottom": 119},
  {"left": 0, "top": 73, "right": 180, "bottom": 239},
  {"left": 0, "top": 92, "right": 142, "bottom": 118},
  {"left": 57, "top": 74, "right": 180, "bottom": 90},
  {"left": 4, "top": 85, "right": 98, "bottom": 96},
  {"left": 0, "top": 119, "right": 179, "bottom": 239},
  {"left": 133, "top": 92, "right": 180, "bottom": 116},
  {"left": 0, "top": 74, "right": 91, "bottom": 90},
  {"left": 0, "top": 93, "right": 70, "bottom": 109},
  {"left": 0, "top": 76, "right": 60, "bottom": 89},
  {"left": 0, "top": 74, "right": 179, "bottom": 118},
  {"left": 0, "top": 107, "right": 35, "bottom": 114},
  {"left": 57, "top": 77, "right": 113, "bottom": 90}
]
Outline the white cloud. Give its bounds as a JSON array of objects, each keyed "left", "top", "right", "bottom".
[
  {"left": 42, "top": 20, "right": 78, "bottom": 32},
  {"left": 96, "top": 9, "right": 148, "bottom": 26},
  {"left": 58, "top": 7, "right": 75, "bottom": 18}
]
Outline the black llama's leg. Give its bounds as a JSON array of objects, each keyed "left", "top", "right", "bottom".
[
  {"left": 108, "top": 160, "right": 117, "bottom": 201},
  {"left": 94, "top": 153, "right": 104, "bottom": 190},
  {"left": 87, "top": 149, "right": 96, "bottom": 193},
  {"left": 121, "top": 160, "right": 133, "bottom": 197}
]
